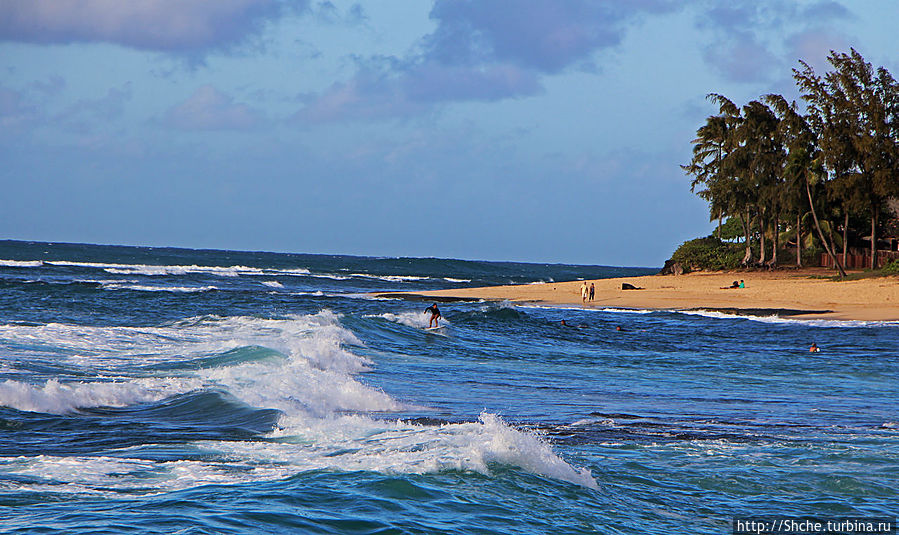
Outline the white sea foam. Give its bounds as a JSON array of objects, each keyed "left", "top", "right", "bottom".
[
  {"left": 365, "top": 311, "right": 447, "bottom": 329},
  {"left": 1, "top": 257, "right": 451, "bottom": 287},
  {"left": 0, "top": 311, "right": 378, "bottom": 415},
  {"left": 0, "top": 259, "right": 43, "bottom": 267},
  {"left": 103, "top": 264, "right": 264, "bottom": 277},
  {"left": 76, "top": 278, "right": 140, "bottom": 285},
  {"left": 0, "top": 454, "right": 299, "bottom": 497},
  {"left": 598, "top": 307, "right": 655, "bottom": 314},
  {"left": 0, "top": 310, "right": 593, "bottom": 491},
  {"left": 102, "top": 283, "right": 219, "bottom": 293},
  {"left": 345, "top": 273, "right": 471, "bottom": 283},
  {"left": 0, "top": 412, "right": 596, "bottom": 496},
  {"left": 310, "top": 273, "right": 353, "bottom": 280},
  {"left": 278, "top": 268, "right": 312, "bottom": 275},
  {"left": 518, "top": 304, "right": 655, "bottom": 314},
  {"left": 1, "top": 258, "right": 314, "bottom": 278},
  {"left": 569, "top": 417, "right": 616, "bottom": 427},
  {"left": 260, "top": 411, "right": 596, "bottom": 487},
  {"left": 0, "top": 377, "right": 202, "bottom": 414},
  {"left": 350, "top": 273, "right": 430, "bottom": 282},
  {"left": 526, "top": 304, "right": 896, "bottom": 326},
  {"left": 261, "top": 281, "right": 284, "bottom": 288},
  {"left": 676, "top": 309, "right": 899, "bottom": 328}
]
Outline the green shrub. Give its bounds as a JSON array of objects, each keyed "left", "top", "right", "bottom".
[
  {"left": 667, "top": 236, "right": 743, "bottom": 272},
  {"left": 882, "top": 259, "right": 899, "bottom": 275}
]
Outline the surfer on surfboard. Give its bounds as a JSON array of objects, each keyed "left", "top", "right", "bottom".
[{"left": 425, "top": 304, "right": 441, "bottom": 328}]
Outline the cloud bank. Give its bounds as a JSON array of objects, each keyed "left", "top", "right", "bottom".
[
  {"left": 296, "top": 0, "right": 680, "bottom": 122},
  {"left": 0, "top": 0, "right": 302, "bottom": 53}
]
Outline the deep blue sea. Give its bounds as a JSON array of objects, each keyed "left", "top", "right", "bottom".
[{"left": 0, "top": 240, "right": 896, "bottom": 534}]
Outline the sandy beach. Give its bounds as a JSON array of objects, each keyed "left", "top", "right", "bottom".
[{"left": 375, "top": 269, "right": 899, "bottom": 321}]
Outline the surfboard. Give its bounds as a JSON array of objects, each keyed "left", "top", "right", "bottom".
[{"left": 425, "top": 326, "right": 443, "bottom": 331}]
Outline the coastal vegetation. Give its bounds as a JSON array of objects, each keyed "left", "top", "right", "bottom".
[{"left": 676, "top": 49, "right": 898, "bottom": 276}]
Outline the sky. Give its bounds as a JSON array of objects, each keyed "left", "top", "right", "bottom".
[{"left": 1, "top": 0, "right": 896, "bottom": 267}]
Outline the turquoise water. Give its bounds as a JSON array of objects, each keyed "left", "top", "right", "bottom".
[{"left": 0, "top": 240, "right": 896, "bottom": 534}]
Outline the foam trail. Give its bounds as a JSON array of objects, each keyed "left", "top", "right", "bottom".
[
  {"left": 103, "top": 264, "right": 263, "bottom": 277},
  {"left": 102, "top": 284, "right": 219, "bottom": 293},
  {"left": 677, "top": 309, "right": 899, "bottom": 328},
  {"left": 0, "top": 259, "right": 43, "bottom": 267},
  {"left": 0, "top": 377, "right": 202, "bottom": 414},
  {"left": 366, "top": 311, "right": 444, "bottom": 329},
  {"left": 349, "top": 273, "right": 426, "bottom": 281},
  {"left": 0, "top": 257, "right": 456, "bottom": 285},
  {"left": 0, "top": 258, "right": 313, "bottom": 278}
]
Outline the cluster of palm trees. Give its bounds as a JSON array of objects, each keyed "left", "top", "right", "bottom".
[{"left": 683, "top": 49, "right": 898, "bottom": 276}]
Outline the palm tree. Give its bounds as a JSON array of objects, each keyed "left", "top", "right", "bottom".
[
  {"left": 705, "top": 94, "right": 756, "bottom": 265},
  {"left": 767, "top": 93, "right": 847, "bottom": 277},
  {"left": 795, "top": 49, "right": 899, "bottom": 268},
  {"left": 683, "top": 114, "right": 729, "bottom": 237}
]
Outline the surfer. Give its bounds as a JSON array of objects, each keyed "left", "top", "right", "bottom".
[
  {"left": 809, "top": 342, "right": 820, "bottom": 353},
  {"left": 425, "top": 304, "right": 441, "bottom": 328}
]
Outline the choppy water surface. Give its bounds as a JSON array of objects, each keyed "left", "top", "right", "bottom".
[{"left": 0, "top": 240, "right": 896, "bottom": 534}]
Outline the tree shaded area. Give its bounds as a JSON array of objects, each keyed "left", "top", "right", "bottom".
[{"left": 680, "top": 49, "right": 898, "bottom": 275}]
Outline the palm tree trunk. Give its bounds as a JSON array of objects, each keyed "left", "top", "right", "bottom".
[
  {"left": 871, "top": 208, "right": 878, "bottom": 269},
  {"left": 842, "top": 210, "right": 849, "bottom": 262},
  {"left": 740, "top": 211, "right": 752, "bottom": 265},
  {"left": 806, "top": 176, "right": 845, "bottom": 277},
  {"left": 771, "top": 213, "right": 779, "bottom": 266},
  {"left": 796, "top": 211, "right": 802, "bottom": 267},
  {"left": 758, "top": 211, "right": 767, "bottom": 265},
  {"left": 827, "top": 220, "right": 837, "bottom": 265}
]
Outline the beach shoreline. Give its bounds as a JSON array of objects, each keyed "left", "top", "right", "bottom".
[{"left": 372, "top": 269, "right": 899, "bottom": 322}]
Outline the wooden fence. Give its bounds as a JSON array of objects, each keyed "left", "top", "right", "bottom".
[{"left": 819, "top": 250, "right": 899, "bottom": 269}]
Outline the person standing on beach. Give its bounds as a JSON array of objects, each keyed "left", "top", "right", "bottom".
[
  {"left": 589, "top": 283, "right": 595, "bottom": 302},
  {"left": 581, "top": 282, "right": 588, "bottom": 304}
]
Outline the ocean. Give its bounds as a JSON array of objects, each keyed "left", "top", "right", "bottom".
[{"left": 0, "top": 240, "right": 896, "bottom": 534}]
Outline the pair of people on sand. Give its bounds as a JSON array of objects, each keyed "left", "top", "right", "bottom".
[
  {"left": 722, "top": 280, "right": 745, "bottom": 289},
  {"left": 581, "top": 282, "right": 595, "bottom": 303}
]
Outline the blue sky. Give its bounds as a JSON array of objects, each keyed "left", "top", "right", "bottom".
[{"left": 1, "top": 0, "right": 896, "bottom": 266}]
